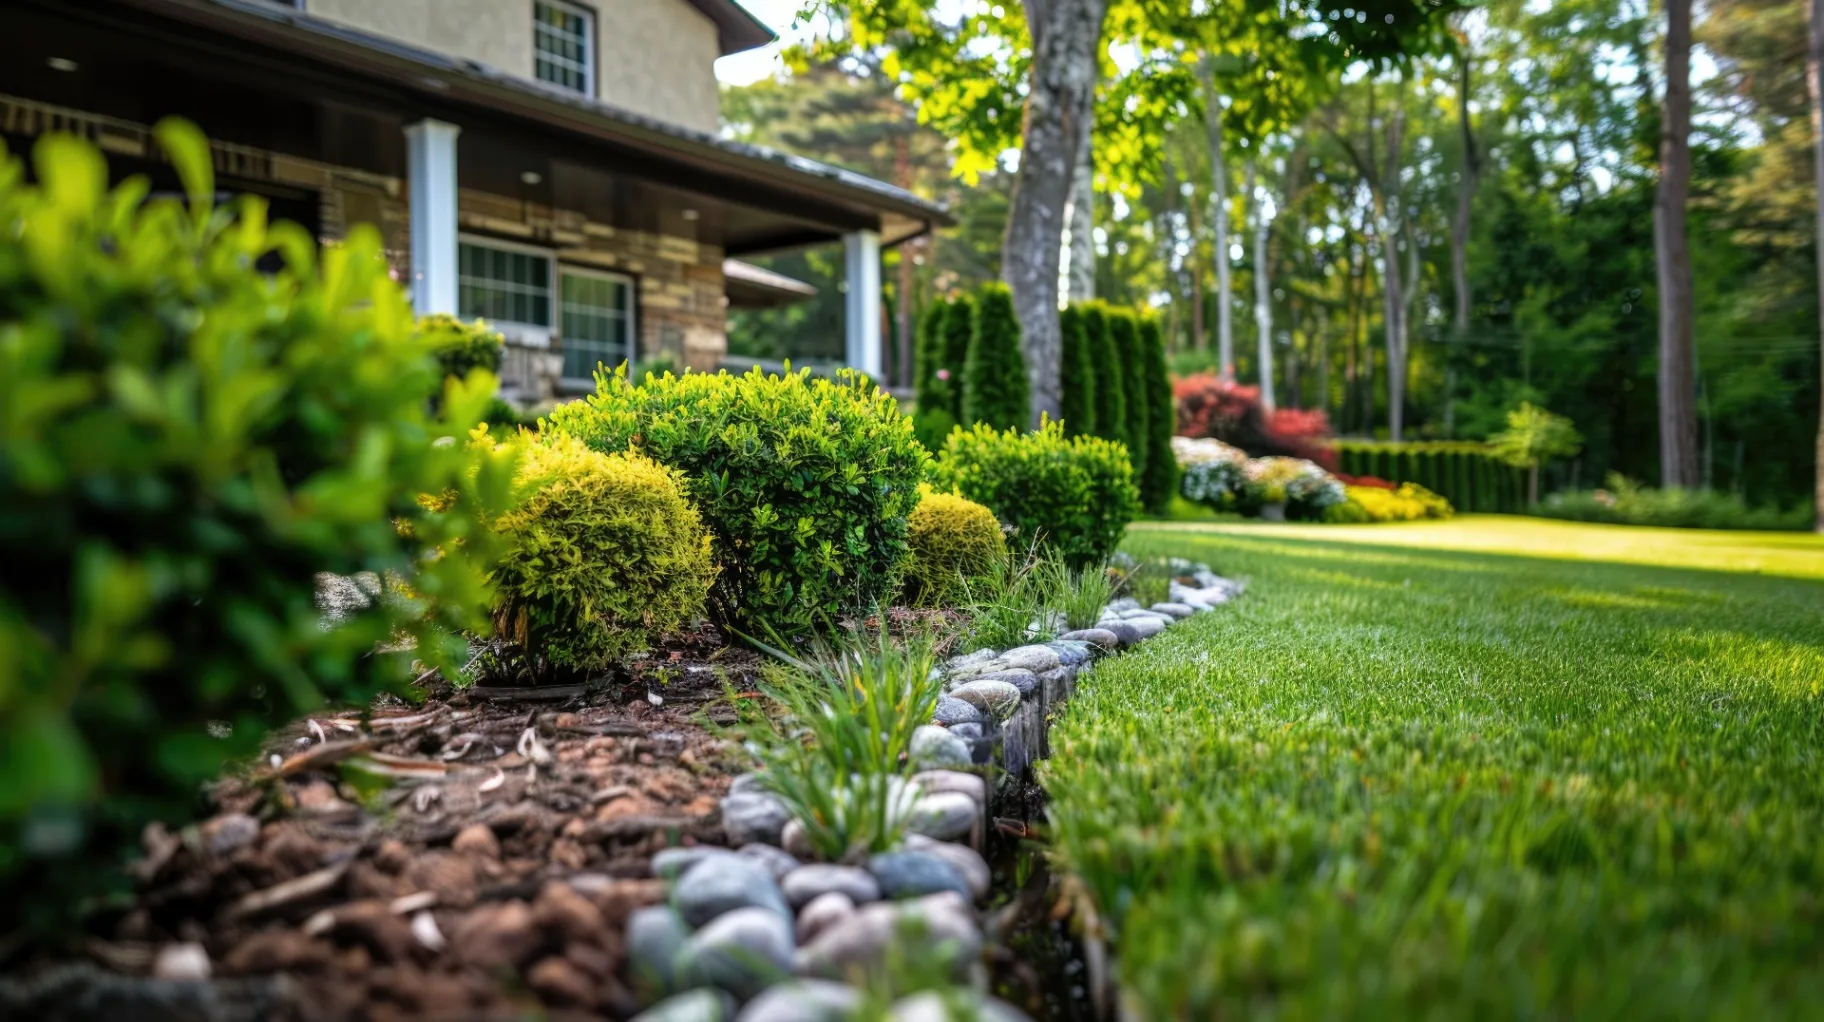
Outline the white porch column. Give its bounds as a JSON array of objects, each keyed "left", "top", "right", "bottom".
[
  {"left": 404, "top": 119, "right": 461, "bottom": 316},
  {"left": 843, "top": 229, "right": 883, "bottom": 379}
]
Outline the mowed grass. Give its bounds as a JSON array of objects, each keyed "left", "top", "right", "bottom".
[{"left": 1040, "top": 517, "right": 1824, "bottom": 1020}]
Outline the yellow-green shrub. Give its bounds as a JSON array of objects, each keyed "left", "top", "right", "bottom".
[
  {"left": 1324, "top": 482, "right": 1455, "bottom": 523},
  {"left": 490, "top": 436, "right": 715, "bottom": 671},
  {"left": 903, "top": 488, "right": 1008, "bottom": 606}
]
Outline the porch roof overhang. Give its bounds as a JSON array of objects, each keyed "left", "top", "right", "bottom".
[
  {"left": 43, "top": 0, "right": 950, "bottom": 254},
  {"left": 723, "top": 259, "right": 819, "bottom": 308}
]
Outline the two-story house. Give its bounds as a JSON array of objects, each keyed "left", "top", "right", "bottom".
[{"left": 1, "top": 0, "right": 948, "bottom": 404}]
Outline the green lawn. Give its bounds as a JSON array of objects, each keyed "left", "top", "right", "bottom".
[{"left": 1041, "top": 516, "right": 1824, "bottom": 1020}]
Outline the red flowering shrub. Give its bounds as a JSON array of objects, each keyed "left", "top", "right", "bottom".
[
  {"left": 1336, "top": 473, "right": 1397, "bottom": 490},
  {"left": 1173, "top": 374, "right": 1336, "bottom": 468}
]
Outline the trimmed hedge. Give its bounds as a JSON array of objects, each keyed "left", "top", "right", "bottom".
[
  {"left": 544, "top": 365, "right": 927, "bottom": 638},
  {"left": 1083, "top": 302, "right": 1127, "bottom": 453},
  {"left": 963, "top": 282, "right": 1030, "bottom": 431},
  {"left": 913, "top": 298, "right": 959, "bottom": 451},
  {"left": 489, "top": 436, "right": 715, "bottom": 672},
  {"left": 902, "top": 488, "right": 1008, "bottom": 607},
  {"left": 939, "top": 291, "right": 975, "bottom": 421},
  {"left": 1108, "top": 308, "right": 1149, "bottom": 480},
  {"left": 1332, "top": 441, "right": 1525, "bottom": 514},
  {"left": 931, "top": 419, "right": 1139, "bottom": 567},
  {"left": 1136, "top": 315, "right": 1176, "bottom": 515},
  {"left": 1060, "top": 303, "right": 1097, "bottom": 437},
  {"left": 0, "top": 123, "right": 515, "bottom": 932}
]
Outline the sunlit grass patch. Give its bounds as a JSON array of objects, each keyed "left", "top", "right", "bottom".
[{"left": 1043, "top": 519, "right": 1824, "bottom": 1019}]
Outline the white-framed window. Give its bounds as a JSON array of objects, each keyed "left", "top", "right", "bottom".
[
  {"left": 533, "top": 0, "right": 594, "bottom": 96},
  {"left": 457, "top": 235, "right": 635, "bottom": 379},
  {"left": 559, "top": 267, "right": 636, "bottom": 385}
]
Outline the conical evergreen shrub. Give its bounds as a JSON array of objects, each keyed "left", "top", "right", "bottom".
[
  {"left": 1107, "top": 307, "right": 1149, "bottom": 479},
  {"left": 1060, "top": 303, "right": 1097, "bottom": 437},
  {"left": 913, "top": 299, "right": 958, "bottom": 450},
  {"left": 1137, "top": 315, "right": 1177, "bottom": 514},
  {"left": 939, "top": 291, "right": 975, "bottom": 421},
  {"left": 1083, "top": 302, "right": 1127, "bottom": 453},
  {"left": 962, "top": 282, "right": 1030, "bottom": 431}
]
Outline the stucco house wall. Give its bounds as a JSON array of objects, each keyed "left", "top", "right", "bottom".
[{"left": 305, "top": 0, "right": 534, "bottom": 79}]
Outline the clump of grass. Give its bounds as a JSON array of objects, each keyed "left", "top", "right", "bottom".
[
  {"left": 1119, "top": 558, "right": 1171, "bottom": 607},
  {"left": 1033, "top": 556, "right": 1117, "bottom": 632},
  {"left": 962, "top": 545, "right": 1054, "bottom": 649},
  {"left": 730, "top": 629, "right": 942, "bottom": 862}
]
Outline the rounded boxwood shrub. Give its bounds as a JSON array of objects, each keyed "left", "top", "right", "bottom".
[
  {"left": 0, "top": 123, "right": 515, "bottom": 932},
  {"left": 544, "top": 366, "right": 927, "bottom": 638},
  {"left": 962, "top": 282, "right": 1030, "bottom": 431},
  {"left": 930, "top": 420, "right": 1139, "bottom": 567},
  {"left": 489, "top": 436, "right": 715, "bottom": 672},
  {"left": 902, "top": 487, "right": 1008, "bottom": 607},
  {"left": 418, "top": 313, "right": 504, "bottom": 381}
]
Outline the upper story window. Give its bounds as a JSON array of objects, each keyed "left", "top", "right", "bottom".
[{"left": 533, "top": 0, "right": 594, "bottom": 96}]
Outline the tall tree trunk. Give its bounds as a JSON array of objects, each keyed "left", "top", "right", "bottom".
[
  {"left": 1199, "top": 58, "right": 1236, "bottom": 379},
  {"left": 1809, "top": 0, "right": 1824, "bottom": 531},
  {"left": 1188, "top": 193, "right": 1205, "bottom": 352},
  {"left": 1065, "top": 134, "right": 1097, "bottom": 302},
  {"left": 1005, "top": 0, "right": 1109, "bottom": 427},
  {"left": 1448, "top": 40, "right": 1478, "bottom": 440},
  {"left": 1655, "top": 0, "right": 1700, "bottom": 488},
  {"left": 1246, "top": 159, "right": 1276, "bottom": 410},
  {"left": 894, "top": 135, "right": 915, "bottom": 389}
]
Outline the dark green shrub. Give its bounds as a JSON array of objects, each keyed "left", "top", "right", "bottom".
[
  {"left": 1084, "top": 302, "right": 1127, "bottom": 451},
  {"left": 962, "top": 282, "right": 1030, "bottom": 431},
  {"left": 1136, "top": 315, "right": 1177, "bottom": 515},
  {"left": 913, "top": 299, "right": 959, "bottom": 450},
  {"left": 902, "top": 488, "right": 1008, "bottom": 607},
  {"left": 1537, "top": 474, "right": 1811, "bottom": 531},
  {"left": 1060, "top": 303, "right": 1097, "bottom": 437},
  {"left": 938, "top": 293, "right": 974, "bottom": 421},
  {"left": 544, "top": 366, "right": 927, "bottom": 638},
  {"left": 489, "top": 436, "right": 715, "bottom": 673},
  {"left": 0, "top": 124, "right": 514, "bottom": 934},
  {"left": 418, "top": 313, "right": 505, "bottom": 381},
  {"left": 1108, "top": 308, "right": 1149, "bottom": 480},
  {"left": 1332, "top": 440, "right": 1523, "bottom": 514},
  {"left": 931, "top": 420, "right": 1139, "bottom": 567}
]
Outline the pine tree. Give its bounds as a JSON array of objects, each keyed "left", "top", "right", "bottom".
[
  {"left": 1108, "top": 307, "right": 1149, "bottom": 479},
  {"left": 939, "top": 292, "right": 975, "bottom": 421},
  {"left": 1137, "top": 315, "right": 1178, "bottom": 514},
  {"left": 1059, "top": 303, "right": 1097, "bottom": 436},
  {"left": 963, "top": 283, "right": 1030, "bottom": 431},
  {"left": 1083, "top": 301, "right": 1126, "bottom": 453},
  {"left": 913, "top": 298, "right": 958, "bottom": 450}
]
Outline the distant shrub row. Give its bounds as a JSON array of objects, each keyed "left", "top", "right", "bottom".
[
  {"left": 1538, "top": 474, "right": 1812, "bottom": 531},
  {"left": 1331, "top": 440, "right": 1526, "bottom": 514}
]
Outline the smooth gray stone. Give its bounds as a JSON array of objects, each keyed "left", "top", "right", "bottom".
[
  {"left": 944, "top": 648, "right": 999, "bottom": 675},
  {"left": 1118, "top": 608, "right": 1172, "bottom": 624},
  {"left": 947, "top": 721, "right": 985, "bottom": 742},
  {"left": 631, "top": 990, "right": 735, "bottom": 1022},
  {"left": 737, "top": 843, "right": 800, "bottom": 881},
  {"left": 673, "top": 854, "right": 791, "bottom": 927},
  {"left": 1098, "top": 620, "right": 1143, "bottom": 647},
  {"left": 969, "top": 668, "right": 1038, "bottom": 694},
  {"left": 727, "top": 772, "right": 770, "bottom": 798},
  {"left": 1045, "top": 640, "right": 1094, "bottom": 666},
  {"left": 867, "top": 850, "right": 971, "bottom": 900},
  {"left": 994, "top": 645, "right": 1063, "bottom": 673},
  {"left": 888, "top": 991, "right": 1033, "bottom": 1022},
  {"left": 949, "top": 679, "right": 1021, "bottom": 720},
  {"left": 736, "top": 980, "right": 861, "bottom": 1022},
  {"left": 1124, "top": 616, "right": 1167, "bottom": 640},
  {"left": 1105, "top": 596, "right": 1140, "bottom": 612},
  {"left": 793, "top": 891, "right": 854, "bottom": 945},
  {"left": 626, "top": 905, "right": 691, "bottom": 993},
  {"left": 652, "top": 846, "right": 740, "bottom": 880},
  {"left": 792, "top": 893, "right": 979, "bottom": 980},
  {"left": 933, "top": 696, "right": 983, "bottom": 726},
  {"left": 1150, "top": 602, "right": 1195, "bottom": 619},
  {"left": 906, "top": 792, "right": 977, "bottom": 842},
  {"left": 904, "top": 834, "right": 991, "bottom": 902},
  {"left": 909, "top": 725, "right": 971, "bottom": 770},
  {"left": 719, "top": 791, "right": 792, "bottom": 847},
  {"left": 781, "top": 864, "right": 881, "bottom": 908},
  {"left": 1058, "top": 628, "right": 1119, "bottom": 651},
  {"left": 911, "top": 770, "right": 986, "bottom": 805},
  {"left": 682, "top": 907, "right": 793, "bottom": 1000}
]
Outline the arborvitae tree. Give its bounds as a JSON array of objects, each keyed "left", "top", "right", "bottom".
[
  {"left": 1137, "top": 315, "right": 1177, "bottom": 515},
  {"left": 913, "top": 298, "right": 958, "bottom": 450},
  {"left": 1083, "top": 302, "right": 1127, "bottom": 453},
  {"left": 1107, "top": 307, "right": 1149, "bottom": 479},
  {"left": 1059, "top": 303, "right": 1097, "bottom": 436},
  {"left": 963, "top": 283, "right": 1030, "bottom": 430},
  {"left": 939, "top": 291, "right": 975, "bottom": 421}
]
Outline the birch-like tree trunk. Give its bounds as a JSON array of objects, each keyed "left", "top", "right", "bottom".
[
  {"left": 1065, "top": 135, "right": 1096, "bottom": 302},
  {"left": 1246, "top": 158, "right": 1276, "bottom": 411},
  {"left": 1005, "top": 0, "right": 1109, "bottom": 427},
  {"left": 1198, "top": 58, "right": 1235, "bottom": 379},
  {"left": 1655, "top": 0, "right": 1700, "bottom": 488},
  {"left": 1809, "top": 0, "right": 1824, "bottom": 530}
]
